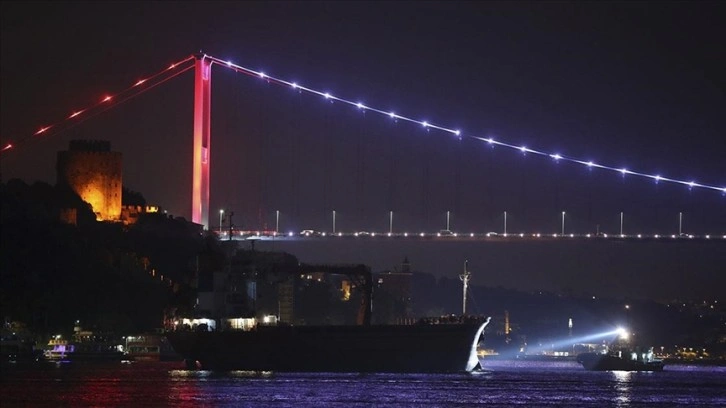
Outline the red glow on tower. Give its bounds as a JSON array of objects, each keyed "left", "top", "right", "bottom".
[{"left": 192, "top": 54, "right": 212, "bottom": 228}]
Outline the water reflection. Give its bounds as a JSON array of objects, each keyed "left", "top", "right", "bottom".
[{"left": 611, "top": 370, "right": 633, "bottom": 406}]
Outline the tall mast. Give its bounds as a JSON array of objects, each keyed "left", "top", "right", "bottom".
[{"left": 459, "top": 260, "right": 471, "bottom": 315}]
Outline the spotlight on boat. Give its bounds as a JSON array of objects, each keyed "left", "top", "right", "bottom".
[{"left": 616, "top": 327, "right": 629, "bottom": 340}]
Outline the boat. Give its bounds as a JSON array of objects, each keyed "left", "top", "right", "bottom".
[
  {"left": 577, "top": 350, "right": 664, "bottom": 371},
  {"left": 168, "top": 316, "right": 488, "bottom": 372},
  {"left": 1, "top": 323, "right": 44, "bottom": 363},
  {"left": 166, "top": 250, "right": 491, "bottom": 372},
  {"left": 44, "top": 336, "right": 73, "bottom": 361},
  {"left": 125, "top": 333, "right": 182, "bottom": 362},
  {"left": 44, "top": 322, "right": 125, "bottom": 362}
]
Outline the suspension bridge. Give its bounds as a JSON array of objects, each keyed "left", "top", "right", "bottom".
[{"left": 2, "top": 53, "right": 724, "bottom": 242}]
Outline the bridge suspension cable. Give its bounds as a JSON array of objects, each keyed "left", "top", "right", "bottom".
[
  {"left": 2, "top": 55, "right": 195, "bottom": 153},
  {"left": 3, "top": 53, "right": 724, "bottom": 197},
  {"left": 205, "top": 55, "right": 725, "bottom": 195}
]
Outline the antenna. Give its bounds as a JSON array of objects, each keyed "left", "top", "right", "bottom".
[{"left": 459, "top": 260, "right": 471, "bottom": 316}]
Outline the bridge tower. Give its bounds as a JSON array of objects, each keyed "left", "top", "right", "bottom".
[{"left": 192, "top": 53, "right": 212, "bottom": 228}]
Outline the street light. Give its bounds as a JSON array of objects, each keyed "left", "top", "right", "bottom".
[{"left": 219, "top": 209, "right": 224, "bottom": 234}]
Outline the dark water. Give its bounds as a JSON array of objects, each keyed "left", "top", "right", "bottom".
[{"left": 1, "top": 360, "right": 724, "bottom": 407}]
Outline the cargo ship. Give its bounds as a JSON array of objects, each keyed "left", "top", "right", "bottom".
[
  {"left": 167, "top": 316, "right": 489, "bottom": 372},
  {"left": 166, "top": 249, "right": 490, "bottom": 372}
]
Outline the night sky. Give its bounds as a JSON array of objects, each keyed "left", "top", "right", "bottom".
[{"left": 2, "top": 1, "right": 724, "bottom": 301}]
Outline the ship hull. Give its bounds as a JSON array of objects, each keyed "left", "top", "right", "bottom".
[{"left": 167, "top": 320, "right": 488, "bottom": 372}]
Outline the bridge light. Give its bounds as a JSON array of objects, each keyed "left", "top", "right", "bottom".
[
  {"left": 101, "top": 95, "right": 112, "bottom": 102},
  {"left": 420, "top": 232, "right": 425, "bottom": 237},
  {"left": 521, "top": 146, "right": 527, "bottom": 153},
  {"left": 620, "top": 168, "right": 628, "bottom": 175},
  {"left": 291, "top": 82, "right": 298, "bottom": 89},
  {"left": 324, "top": 92, "right": 331, "bottom": 99},
  {"left": 550, "top": 154, "right": 561, "bottom": 160},
  {"left": 226, "top": 61, "right": 232, "bottom": 67},
  {"left": 487, "top": 138, "right": 494, "bottom": 144},
  {"left": 688, "top": 181, "right": 696, "bottom": 188},
  {"left": 587, "top": 161, "right": 594, "bottom": 167},
  {"left": 455, "top": 130, "right": 461, "bottom": 136},
  {"left": 389, "top": 112, "right": 396, "bottom": 119},
  {"left": 2, "top": 144, "right": 12, "bottom": 151},
  {"left": 134, "top": 79, "right": 146, "bottom": 86},
  {"left": 654, "top": 175, "right": 661, "bottom": 182},
  {"left": 357, "top": 102, "right": 365, "bottom": 109},
  {"left": 259, "top": 72, "right": 266, "bottom": 78},
  {"left": 422, "top": 121, "right": 429, "bottom": 128}
]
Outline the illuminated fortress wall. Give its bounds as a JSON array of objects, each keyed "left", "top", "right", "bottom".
[{"left": 56, "top": 140, "right": 122, "bottom": 221}]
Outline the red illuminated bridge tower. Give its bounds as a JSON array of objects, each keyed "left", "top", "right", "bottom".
[{"left": 192, "top": 53, "right": 212, "bottom": 229}]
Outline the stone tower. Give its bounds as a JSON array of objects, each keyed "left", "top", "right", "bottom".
[{"left": 56, "top": 140, "right": 122, "bottom": 221}]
